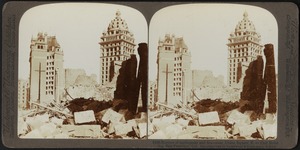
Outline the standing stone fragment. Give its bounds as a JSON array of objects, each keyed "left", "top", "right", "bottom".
[{"left": 264, "top": 44, "right": 277, "bottom": 113}]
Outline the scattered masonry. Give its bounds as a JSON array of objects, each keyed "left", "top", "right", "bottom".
[
  {"left": 18, "top": 97, "right": 147, "bottom": 139},
  {"left": 149, "top": 99, "right": 277, "bottom": 139}
]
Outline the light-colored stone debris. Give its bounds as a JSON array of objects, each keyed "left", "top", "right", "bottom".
[
  {"left": 227, "top": 109, "right": 251, "bottom": 125},
  {"left": 74, "top": 110, "right": 96, "bottom": 124},
  {"left": 101, "top": 108, "right": 123, "bottom": 124},
  {"left": 148, "top": 130, "right": 167, "bottom": 139},
  {"left": 198, "top": 111, "right": 220, "bottom": 125}
]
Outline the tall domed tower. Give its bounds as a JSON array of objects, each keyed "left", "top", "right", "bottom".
[
  {"left": 99, "top": 10, "right": 136, "bottom": 85},
  {"left": 227, "top": 12, "right": 263, "bottom": 87}
]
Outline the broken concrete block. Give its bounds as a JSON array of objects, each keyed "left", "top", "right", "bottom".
[
  {"left": 153, "top": 121, "right": 171, "bottom": 132},
  {"left": 148, "top": 122, "right": 154, "bottom": 134},
  {"left": 148, "top": 130, "right": 167, "bottom": 139},
  {"left": 261, "top": 123, "right": 277, "bottom": 139},
  {"left": 36, "top": 113, "right": 50, "bottom": 123},
  {"left": 51, "top": 117, "right": 64, "bottom": 126},
  {"left": 114, "top": 123, "right": 133, "bottom": 135},
  {"left": 238, "top": 124, "right": 258, "bottom": 137},
  {"left": 26, "top": 117, "right": 44, "bottom": 131},
  {"left": 18, "top": 120, "right": 29, "bottom": 136},
  {"left": 127, "top": 119, "right": 137, "bottom": 126},
  {"left": 198, "top": 111, "right": 220, "bottom": 125},
  {"left": 53, "top": 133, "right": 69, "bottom": 139},
  {"left": 137, "top": 123, "right": 147, "bottom": 138},
  {"left": 164, "top": 124, "right": 183, "bottom": 139},
  {"left": 161, "top": 115, "right": 176, "bottom": 124},
  {"left": 22, "top": 129, "right": 42, "bottom": 138},
  {"left": 73, "top": 125, "right": 102, "bottom": 138},
  {"left": 74, "top": 110, "right": 96, "bottom": 124},
  {"left": 101, "top": 108, "right": 123, "bottom": 124},
  {"left": 39, "top": 123, "right": 57, "bottom": 137},
  {"left": 184, "top": 126, "right": 227, "bottom": 139},
  {"left": 227, "top": 110, "right": 250, "bottom": 125},
  {"left": 176, "top": 118, "right": 190, "bottom": 127},
  {"left": 265, "top": 113, "right": 276, "bottom": 124},
  {"left": 176, "top": 133, "right": 195, "bottom": 139}
]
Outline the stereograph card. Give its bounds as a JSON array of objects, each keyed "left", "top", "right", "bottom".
[{"left": 1, "top": 1, "right": 298, "bottom": 149}]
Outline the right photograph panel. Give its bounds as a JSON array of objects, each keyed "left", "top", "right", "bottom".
[{"left": 148, "top": 4, "right": 278, "bottom": 140}]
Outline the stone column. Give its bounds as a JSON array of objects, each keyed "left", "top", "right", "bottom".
[
  {"left": 241, "top": 56, "right": 266, "bottom": 114},
  {"left": 125, "top": 54, "right": 139, "bottom": 114},
  {"left": 114, "top": 61, "right": 127, "bottom": 100},
  {"left": 137, "top": 43, "right": 148, "bottom": 112},
  {"left": 264, "top": 44, "right": 277, "bottom": 113}
]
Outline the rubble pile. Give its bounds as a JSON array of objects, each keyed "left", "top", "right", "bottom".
[
  {"left": 19, "top": 98, "right": 147, "bottom": 139},
  {"left": 193, "top": 87, "right": 240, "bottom": 102},
  {"left": 65, "top": 85, "right": 114, "bottom": 101},
  {"left": 148, "top": 101, "right": 277, "bottom": 139}
]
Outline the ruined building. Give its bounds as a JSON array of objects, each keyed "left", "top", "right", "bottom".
[
  {"left": 29, "top": 32, "right": 64, "bottom": 105},
  {"left": 99, "top": 10, "right": 136, "bottom": 85},
  {"left": 227, "top": 12, "right": 263, "bottom": 88},
  {"left": 157, "top": 34, "right": 192, "bottom": 107},
  {"left": 18, "top": 79, "right": 29, "bottom": 109},
  {"left": 148, "top": 80, "right": 157, "bottom": 109}
]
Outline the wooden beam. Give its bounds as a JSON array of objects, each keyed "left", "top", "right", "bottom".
[
  {"left": 31, "top": 102, "right": 73, "bottom": 117},
  {"left": 156, "top": 102, "right": 198, "bottom": 118}
]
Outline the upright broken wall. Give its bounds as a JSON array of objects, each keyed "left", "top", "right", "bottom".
[{"left": 264, "top": 44, "right": 277, "bottom": 113}]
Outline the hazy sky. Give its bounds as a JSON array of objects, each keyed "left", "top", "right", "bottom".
[
  {"left": 19, "top": 3, "right": 278, "bottom": 84},
  {"left": 149, "top": 4, "right": 278, "bottom": 83},
  {"left": 19, "top": 3, "right": 148, "bottom": 81}
]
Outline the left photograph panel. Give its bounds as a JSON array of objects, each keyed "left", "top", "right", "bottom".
[{"left": 18, "top": 3, "right": 148, "bottom": 139}]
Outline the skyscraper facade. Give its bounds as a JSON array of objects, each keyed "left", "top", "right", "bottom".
[
  {"left": 157, "top": 34, "right": 192, "bottom": 107},
  {"left": 227, "top": 12, "right": 263, "bottom": 87},
  {"left": 99, "top": 11, "right": 136, "bottom": 85},
  {"left": 29, "top": 32, "right": 64, "bottom": 105}
]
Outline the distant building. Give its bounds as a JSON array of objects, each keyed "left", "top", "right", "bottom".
[
  {"left": 148, "top": 80, "right": 157, "bottom": 109},
  {"left": 192, "top": 70, "right": 225, "bottom": 88},
  {"left": 227, "top": 12, "right": 263, "bottom": 88},
  {"left": 18, "top": 79, "right": 29, "bottom": 109},
  {"left": 99, "top": 10, "right": 136, "bottom": 85},
  {"left": 64, "top": 68, "right": 87, "bottom": 88},
  {"left": 157, "top": 34, "right": 192, "bottom": 107},
  {"left": 29, "top": 32, "right": 64, "bottom": 105}
]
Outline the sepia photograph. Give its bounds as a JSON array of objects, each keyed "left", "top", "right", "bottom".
[
  {"left": 147, "top": 4, "right": 278, "bottom": 140},
  {"left": 17, "top": 3, "right": 148, "bottom": 139}
]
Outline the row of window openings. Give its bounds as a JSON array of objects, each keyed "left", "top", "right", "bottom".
[
  {"left": 102, "top": 56, "right": 128, "bottom": 62},
  {"left": 46, "top": 72, "right": 55, "bottom": 75},
  {"left": 47, "top": 62, "right": 54, "bottom": 65},
  {"left": 165, "top": 47, "right": 171, "bottom": 50},
  {"left": 47, "top": 55, "right": 55, "bottom": 59},
  {"left": 46, "top": 81, "right": 54, "bottom": 85},
  {"left": 174, "top": 77, "right": 182, "bottom": 81},
  {"left": 174, "top": 68, "right": 182, "bottom": 72},
  {"left": 101, "top": 75, "right": 109, "bottom": 79},
  {"left": 230, "top": 53, "right": 250, "bottom": 58},
  {"left": 103, "top": 42, "right": 133, "bottom": 48},
  {"left": 174, "top": 83, "right": 182, "bottom": 87},
  {"left": 46, "top": 76, "right": 54, "bottom": 80},
  {"left": 46, "top": 67, "right": 55, "bottom": 71},
  {"left": 46, "top": 91, "right": 54, "bottom": 95},
  {"left": 46, "top": 86, "right": 54, "bottom": 90},
  {"left": 229, "top": 57, "right": 253, "bottom": 63},
  {"left": 101, "top": 67, "right": 109, "bottom": 72},
  {"left": 174, "top": 63, "right": 182, "bottom": 67},
  {"left": 174, "top": 73, "right": 182, "bottom": 77},
  {"left": 173, "top": 92, "right": 182, "bottom": 96},
  {"left": 37, "top": 45, "right": 44, "bottom": 49},
  {"left": 103, "top": 34, "right": 134, "bottom": 43},
  {"left": 174, "top": 57, "right": 182, "bottom": 61}
]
